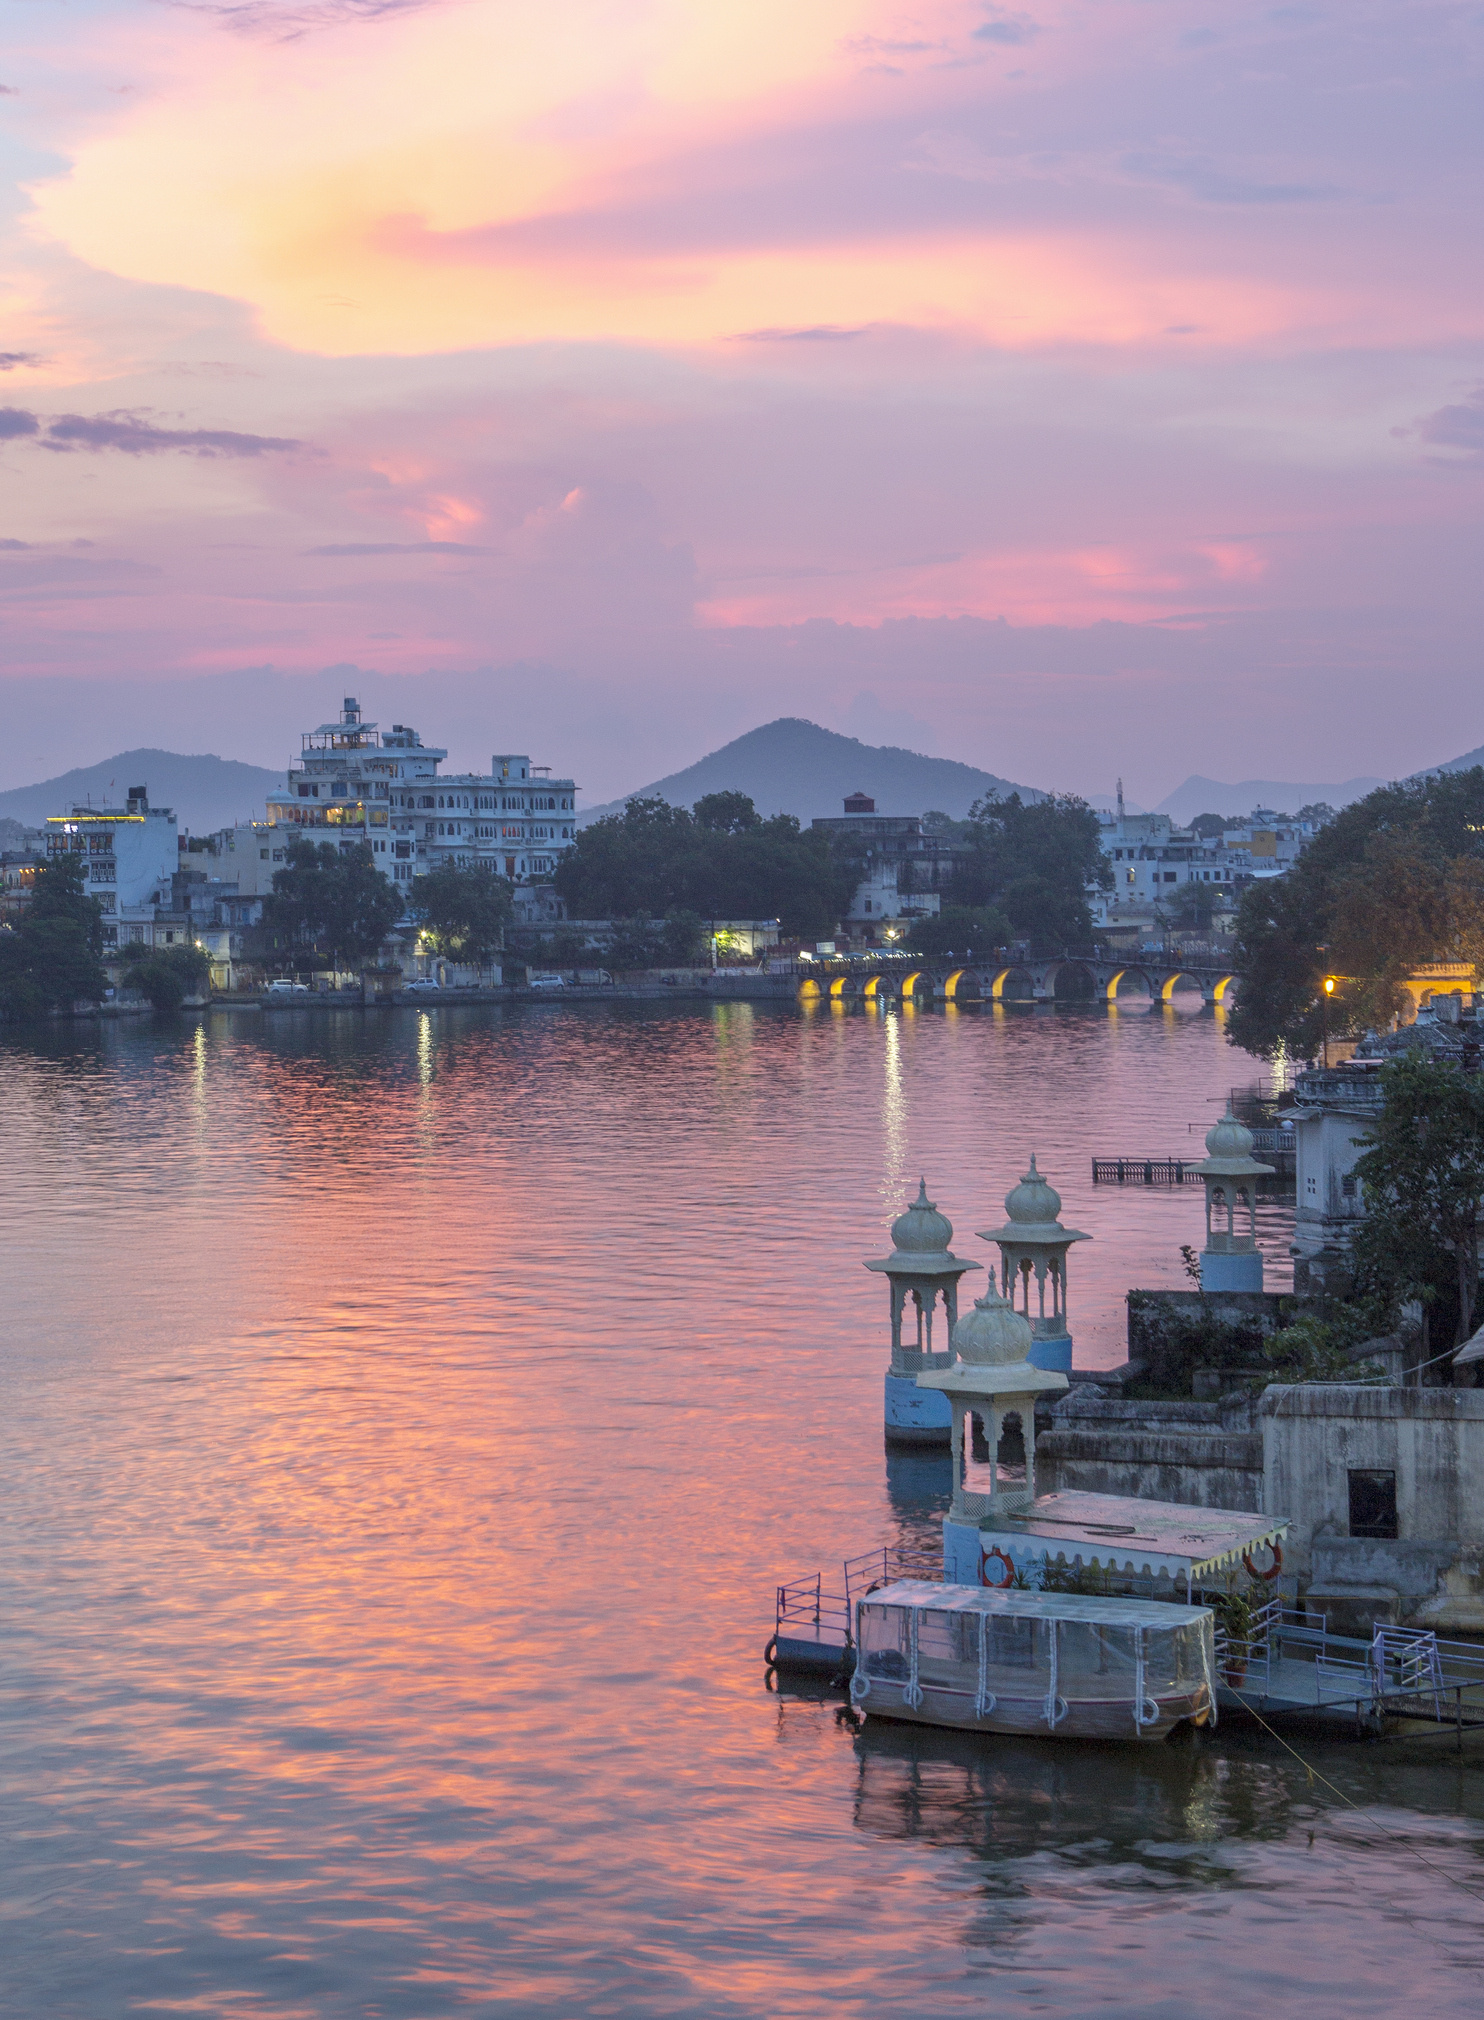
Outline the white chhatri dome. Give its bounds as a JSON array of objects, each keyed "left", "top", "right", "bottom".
[
  {"left": 889, "top": 1179, "right": 954, "bottom": 1255},
  {"left": 1205, "top": 1107, "right": 1255, "bottom": 1159},
  {"left": 951, "top": 1285, "right": 1034, "bottom": 1366},
  {"left": 1002, "top": 1154, "right": 1063, "bottom": 1228}
]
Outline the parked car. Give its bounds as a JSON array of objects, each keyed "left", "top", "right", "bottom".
[
  {"left": 404, "top": 977, "right": 443, "bottom": 994},
  {"left": 527, "top": 973, "right": 566, "bottom": 991},
  {"left": 265, "top": 978, "right": 310, "bottom": 995}
]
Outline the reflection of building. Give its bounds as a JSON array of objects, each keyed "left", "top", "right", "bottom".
[{"left": 260, "top": 695, "right": 578, "bottom": 892}]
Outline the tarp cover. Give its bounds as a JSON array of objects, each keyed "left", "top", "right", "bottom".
[{"left": 855, "top": 1581, "right": 1213, "bottom": 1719}]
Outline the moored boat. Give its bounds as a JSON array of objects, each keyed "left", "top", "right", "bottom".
[{"left": 851, "top": 1580, "right": 1217, "bottom": 1742}]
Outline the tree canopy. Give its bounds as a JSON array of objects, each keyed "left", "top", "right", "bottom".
[
  {"left": 946, "top": 793, "right": 1111, "bottom": 951},
  {"left": 1350, "top": 1052, "right": 1484, "bottom": 1353},
  {"left": 905, "top": 905, "right": 1013, "bottom": 961},
  {"left": 123, "top": 941, "right": 210, "bottom": 1013},
  {"left": 408, "top": 860, "right": 513, "bottom": 966},
  {"left": 0, "top": 856, "right": 107, "bottom": 1021},
  {"left": 1227, "top": 768, "right": 1484, "bottom": 1058},
  {"left": 262, "top": 838, "right": 401, "bottom": 973},
  {"left": 553, "top": 794, "right": 855, "bottom": 939}
]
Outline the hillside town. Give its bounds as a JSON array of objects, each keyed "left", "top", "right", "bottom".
[{"left": 0, "top": 698, "right": 1338, "bottom": 1002}]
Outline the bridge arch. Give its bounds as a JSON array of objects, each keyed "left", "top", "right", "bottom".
[
  {"left": 943, "top": 968, "right": 983, "bottom": 1002},
  {"left": 901, "top": 970, "right": 931, "bottom": 1000},
  {"left": 1045, "top": 960, "right": 1095, "bottom": 1001},
  {"left": 1210, "top": 973, "right": 1238, "bottom": 1004},
  {"left": 989, "top": 965, "right": 1035, "bottom": 1001},
  {"left": 829, "top": 974, "right": 852, "bottom": 999},
  {"left": 1159, "top": 969, "right": 1206, "bottom": 1002},
  {"left": 798, "top": 977, "right": 821, "bottom": 1001},
  {"left": 1102, "top": 967, "right": 1156, "bottom": 1002}
]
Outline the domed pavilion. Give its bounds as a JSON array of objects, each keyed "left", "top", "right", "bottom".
[
  {"left": 916, "top": 1283, "right": 1069, "bottom": 1580},
  {"left": 977, "top": 1155, "right": 1091, "bottom": 1373},
  {"left": 1193, "top": 1106, "right": 1274, "bottom": 1291},
  {"left": 864, "top": 1180, "right": 980, "bottom": 1447}
]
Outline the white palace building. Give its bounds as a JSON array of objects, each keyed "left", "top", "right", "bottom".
[{"left": 226, "top": 696, "right": 577, "bottom": 895}]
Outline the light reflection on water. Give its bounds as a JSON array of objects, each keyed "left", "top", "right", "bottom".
[{"left": 2, "top": 1000, "right": 1481, "bottom": 2016}]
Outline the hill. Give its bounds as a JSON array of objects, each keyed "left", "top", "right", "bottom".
[
  {"left": 578, "top": 718, "right": 1039, "bottom": 826},
  {"left": 0, "top": 750, "right": 285, "bottom": 835},
  {"left": 1421, "top": 741, "right": 1484, "bottom": 776},
  {"left": 1153, "top": 773, "right": 1384, "bottom": 824}
]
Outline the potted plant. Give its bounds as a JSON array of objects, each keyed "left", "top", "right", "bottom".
[{"left": 1211, "top": 1586, "right": 1260, "bottom": 1686}]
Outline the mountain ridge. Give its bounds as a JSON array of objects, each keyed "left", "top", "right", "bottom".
[
  {"left": 577, "top": 717, "right": 1041, "bottom": 825},
  {"left": 0, "top": 749, "right": 284, "bottom": 835}
]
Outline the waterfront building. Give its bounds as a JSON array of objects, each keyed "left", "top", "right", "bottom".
[
  {"left": 1192, "top": 1106, "right": 1274, "bottom": 1292},
  {"left": 259, "top": 696, "right": 578, "bottom": 893},
  {"left": 811, "top": 795, "right": 956, "bottom": 928},
  {"left": 976, "top": 1156, "right": 1090, "bottom": 1373},
  {"left": 44, "top": 785, "right": 179, "bottom": 951},
  {"left": 864, "top": 1181, "right": 980, "bottom": 1446}
]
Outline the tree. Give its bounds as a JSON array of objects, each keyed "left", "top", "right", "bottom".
[
  {"left": 554, "top": 793, "right": 855, "bottom": 939},
  {"left": 946, "top": 793, "right": 1110, "bottom": 952},
  {"left": 262, "top": 838, "right": 400, "bottom": 974},
  {"left": 692, "top": 791, "right": 762, "bottom": 834},
  {"left": 1228, "top": 768, "right": 1484, "bottom": 1058},
  {"left": 905, "top": 905, "right": 1012, "bottom": 960},
  {"left": 1188, "top": 813, "right": 1228, "bottom": 840},
  {"left": 123, "top": 942, "right": 210, "bottom": 1013},
  {"left": 409, "top": 860, "right": 513, "bottom": 966},
  {"left": 0, "top": 856, "right": 106, "bottom": 1021},
  {"left": 1350, "top": 1053, "right": 1484, "bottom": 1353}
]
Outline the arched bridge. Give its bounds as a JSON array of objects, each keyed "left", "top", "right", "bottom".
[{"left": 795, "top": 954, "right": 1239, "bottom": 1006}]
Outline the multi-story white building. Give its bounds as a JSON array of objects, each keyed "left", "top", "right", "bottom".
[
  {"left": 1092, "top": 797, "right": 1235, "bottom": 923},
  {"left": 44, "top": 785, "right": 180, "bottom": 950},
  {"left": 257, "top": 697, "right": 577, "bottom": 892}
]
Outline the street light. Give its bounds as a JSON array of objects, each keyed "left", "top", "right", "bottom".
[{"left": 1322, "top": 974, "right": 1335, "bottom": 1068}]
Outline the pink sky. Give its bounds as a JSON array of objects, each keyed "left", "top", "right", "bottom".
[{"left": 1, "top": 0, "right": 1482, "bottom": 803}]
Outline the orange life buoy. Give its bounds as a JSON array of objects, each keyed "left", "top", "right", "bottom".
[
  {"left": 981, "top": 1546, "right": 1016, "bottom": 1589},
  {"left": 1242, "top": 1541, "right": 1283, "bottom": 1582}
]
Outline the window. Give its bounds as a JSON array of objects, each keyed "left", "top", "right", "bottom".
[
  {"left": 1164, "top": 871, "right": 1177, "bottom": 883},
  {"left": 1349, "top": 1469, "right": 1398, "bottom": 1539},
  {"left": 260, "top": 849, "right": 269, "bottom": 860},
  {"left": 1341, "top": 1173, "right": 1357, "bottom": 1199}
]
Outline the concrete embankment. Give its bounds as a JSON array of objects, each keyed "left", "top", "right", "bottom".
[{"left": 203, "top": 974, "right": 803, "bottom": 1011}]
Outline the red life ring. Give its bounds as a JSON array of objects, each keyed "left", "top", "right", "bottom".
[
  {"left": 1242, "top": 1541, "right": 1283, "bottom": 1583},
  {"left": 981, "top": 1546, "right": 1016, "bottom": 1589}
]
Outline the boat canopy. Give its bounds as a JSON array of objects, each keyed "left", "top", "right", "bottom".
[
  {"left": 852, "top": 1580, "right": 1216, "bottom": 1735},
  {"left": 981, "top": 1492, "right": 1289, "bottom": 1585}
]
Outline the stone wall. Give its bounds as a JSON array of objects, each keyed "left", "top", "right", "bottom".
[
  {"left": 1261, "top": 1384, "right": 1484, "bottom": 1631},
  {"left": 1038, "top": 1389, "right": 1263, "bottom": 1512}
]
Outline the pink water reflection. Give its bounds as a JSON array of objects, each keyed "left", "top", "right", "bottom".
[{"left": 3, "top": 1002, "right": 1479, "bottom": 2017}]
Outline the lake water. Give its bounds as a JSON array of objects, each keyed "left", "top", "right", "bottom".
[{"left": 3, "top": 999, "right": 1482, "bottom": 2016}]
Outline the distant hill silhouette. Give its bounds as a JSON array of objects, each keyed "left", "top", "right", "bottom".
[
  {"left": 1153, "top": 773, "right": 1385, "bottom": 824},
  {"left": 579, "top": 718, "right": 1039, "bottom": 825},
  {"left": 0, "top": 749, "right": 284, "bottom": 835},
  {"left": 1420, "top": 742, "right": 1484, "bottom": 776}
]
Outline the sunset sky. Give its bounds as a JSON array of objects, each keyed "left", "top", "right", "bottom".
[{"left": 2, "top": 0, "right": 1482, "bottom": 802}]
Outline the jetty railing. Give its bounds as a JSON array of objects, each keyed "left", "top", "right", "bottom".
[
  {"left": 1092, "top": 1158, "right": 1198, "bottom": 1185},
  {"left": 773, "top": 1546, "right": 943, "bottom": 1656}
]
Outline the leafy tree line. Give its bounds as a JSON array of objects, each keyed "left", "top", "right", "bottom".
[
  {"left": 1349, "top": 1053, "right": 1484, "bottom": 1358},
  {"left": 553, "top": 792, "right": 855, "bottom": 940},
  {"left": 917, "top": 793, "right": 1112, "bottom": 952},
  {"left": 1228, "top": 768, "right": 1484, "bottom": 1058},
  {"left": 263, "top": 840, "right": 514, "bottom": 972},
  {"left": 0, "top": 857, "right": 107, "bottom": 1020}
]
